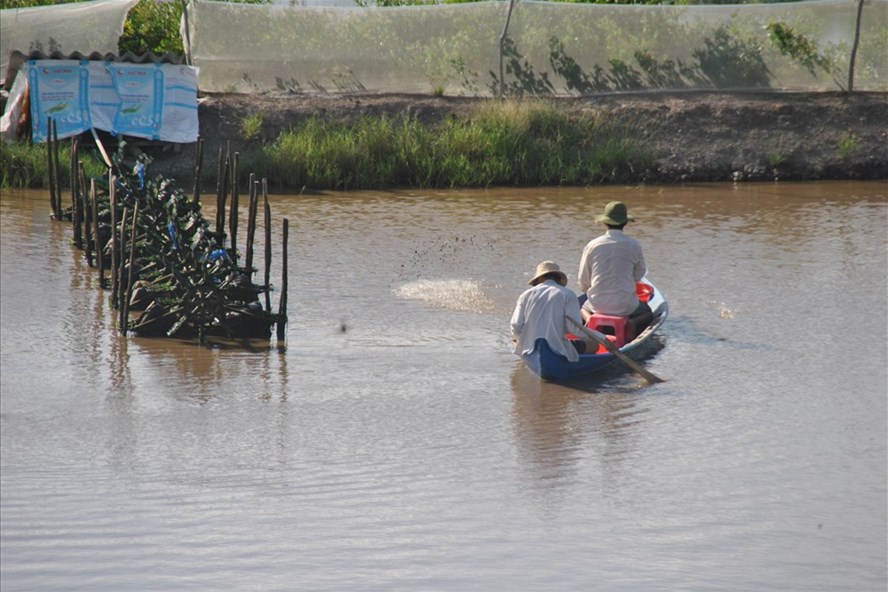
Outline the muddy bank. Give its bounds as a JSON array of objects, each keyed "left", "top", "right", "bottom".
[{"left": 148, "top": 90, "right": 888, "bottom": 187}]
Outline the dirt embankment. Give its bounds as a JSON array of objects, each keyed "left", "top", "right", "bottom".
[{"left": 149, "top": 90, "right": 888, "bottom": 186}]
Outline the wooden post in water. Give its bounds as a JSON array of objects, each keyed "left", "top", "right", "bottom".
[
  {"left": 71, "top": 138, "right": 83, "bottom": 249},
  {"left": 192, "top": 137, "right": 204, "bottom": 202},
  {"left": 121, "top": 202, "right": 139, "bottom": 336},
  {"left": 80, "top": 162, "right": 93, "bottom": 267},
  {"left": 91, "top": 179, "right": 105, "bottom": 287},
  {"left": 229, "top": 151, "right": 239, "bottom": 257},
  {"left": 110, "top": 173, "right": 119, "bottom": 307},
  {"left": 215, "top": 146, "right": 224, "bottom": 238},
  {"left": 277, "top": 218, "right": 288, "bottom": 341},
  {"left": 46, "top": 118, "right": 57, "bottom": 218},
  {"left": 118, "top": 206, "right": 129, "bottom": 329},
  {"left": 215, "top": 144, "right": 231, "bottom": 247},
  {"left": 245, "top": 174, "right": 258, "bottom": 276},
  {"left": 52, "top": 120, "right": 62, "bottom": 219},
  {"left": 218, "top": 144, "right": 230, "bottom": 247},
  {"left": 263, "top": 179, "right": 272, "bottom": 313}
]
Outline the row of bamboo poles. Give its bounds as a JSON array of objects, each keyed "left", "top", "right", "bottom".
[{"left": 46, "top": 117, "right": 289, "bottom": 343}]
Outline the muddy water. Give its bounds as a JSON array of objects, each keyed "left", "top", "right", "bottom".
[{"left": 1, "top": 181, "right": 885, "bottom": 591}]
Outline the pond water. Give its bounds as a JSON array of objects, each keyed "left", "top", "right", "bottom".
[{"left": 1, "top": 180, "right": 886, "bottom": 591}]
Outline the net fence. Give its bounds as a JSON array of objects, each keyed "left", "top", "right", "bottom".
[
  {"left": 1, "top": 0, "right": 885, "bottom": 95},
  {"left": 0, "top": 0, "right": 139, "bottom": 86},
  {"left": 185, "top": 0, "right": 887, "bottom": 95}
]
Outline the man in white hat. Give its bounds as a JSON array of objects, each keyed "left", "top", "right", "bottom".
[
  {"left": 511, "top": 261, "right": 594, "bottom": 361},
  {"left": 577, "top": 201, "right": 650, "bottom": 321}
]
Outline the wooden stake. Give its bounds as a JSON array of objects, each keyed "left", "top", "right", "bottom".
[
  {"left": 263, "top": 179, "right": 272, "bottom": 313},
  {"left": 52, "top": 120, "right": 62, "bottom": 219},
  {"left": 245, "top": 174, "right": 258, "bottom": 276},
  {"left": 110, "top": 173, "right": 119, "bottom": 307},
  {"left": 217, "top": 144, "right": 230, "bottom": 247},
  {"left": 91, "top": 179, "right": 105, "bottom": 287},
  {"left": 80, "top": 162, "right": 91, "bottom": 260},
  {"left": 121, "top": 202, "right": 140, "bottom": 336},
  {"left": 118, "top": 206, "right": 129, "bottom": 329},
  {"left": 80, "top": 162, "right": 92, "bottom": 266},
  {"left": 277, "top": 218, "right": 288, "bottom": 341},
  {"left": 216, "top": 148, "right": 230, "bottom": 248},
  {"left": 71, "top": 138, "right": 83, "bottom": 249},
  {"left": 192, "top": 137, "right": 204, "bottom": 202},
  {"left": 47, "top": 118, "right": 57, "bottom": 218},
  {"left": 229, "top": 151, "right": 239, "bottom": 256},
  {"left": 215, "top": 146, "right": 224, "bottom": 237}
]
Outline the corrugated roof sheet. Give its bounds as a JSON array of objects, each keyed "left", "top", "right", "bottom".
[{"left": 4, "top": 50, "right": 186, "bottom": 91}]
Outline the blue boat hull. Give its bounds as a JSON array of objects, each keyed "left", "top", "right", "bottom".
[
  {"left": 521, "top": 279, "right": 668, "bottom": 382},
  {"left": 523, "top": 338, "right": 615, "bottom": 381}
]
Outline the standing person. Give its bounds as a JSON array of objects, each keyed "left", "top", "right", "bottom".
[
  {"left": 511, "top": 261, "right": 594, "bottom": 361},
  {"left": 578, "top": 201, "right": 650, "bottom": 322}
]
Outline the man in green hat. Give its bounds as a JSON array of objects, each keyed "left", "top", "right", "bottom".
[{"left": 577, "top": 201, "right": 650, "bottom": 322}]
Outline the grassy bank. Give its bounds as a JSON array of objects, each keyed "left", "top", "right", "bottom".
[
  {"left": 0, "top": 141, "right": 106, "bottom": 189},
  {"left": 235, "top": 101, "right": 653, "bottom": 191},
  {"left": 2, "top": 101, "right": 653, "bottom": 191}
]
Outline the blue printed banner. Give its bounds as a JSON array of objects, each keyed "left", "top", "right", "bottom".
[
  {"left": 87, "top": 61, "right": 118, "bottom": 133},
  {"left": 25, "top": 60, "right": 198, "bottom": 144},
  {"left": 159, "top": 65, "right": 199, "bottom": 143},
  {"left": 28, "top": 60, "right": 91, "bottom": 142},
  {"left": 109, "top": 64, "right": 164, "bottom": 140}
]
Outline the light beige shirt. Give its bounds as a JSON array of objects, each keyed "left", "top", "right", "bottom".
[
  {"left": 578, "top": 229, "right": 647, "bottom": 316},
  {"left": 511, "top": 280, "right": 584, "bottom": 362}
]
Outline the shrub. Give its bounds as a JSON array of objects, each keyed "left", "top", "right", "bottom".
[
  {"left": 118, "top": 0, "right": 184, "bottom": 55},
  {"left": 240, "top": 112, "right": 266, "bottom": 142}
]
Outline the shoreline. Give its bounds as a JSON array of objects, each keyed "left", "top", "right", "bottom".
[{"left": 122, "top": 90, "right": 888, "bottom": 188}]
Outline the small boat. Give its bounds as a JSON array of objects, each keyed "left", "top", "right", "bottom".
[{"left": 522, "top": 279, "right": 668, "bottom": 381}]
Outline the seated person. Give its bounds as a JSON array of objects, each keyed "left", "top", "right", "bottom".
[
  {"left": 511, "top": 261, "right": 596, "bottom": 361},
  {"left": 578, "top": 201, "right": 651, "bottom": 326}
]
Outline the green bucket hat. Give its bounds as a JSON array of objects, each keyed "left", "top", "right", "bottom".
[{"left": 595, "top": 201, "right": 635, "bottom": 225}]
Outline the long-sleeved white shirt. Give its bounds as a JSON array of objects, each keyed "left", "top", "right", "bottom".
[
  {"left": 578, "top": 229, "right": 647, "bottom": 316},
  {"left": 511, "top": 279, "right": 584, "bottom": 362}
]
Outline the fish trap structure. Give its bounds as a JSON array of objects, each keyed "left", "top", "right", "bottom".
[{"left": 44, "top": 118, "right": 289, "bottom": 344}]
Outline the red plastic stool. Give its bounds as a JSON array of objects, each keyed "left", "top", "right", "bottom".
[
  {"left": 565, "top": 332, "right": 616, "bottom": 354},
  {"left": 586, "top": 313, "right": 632, "bottom": 347},
  {"left": 594, "top": 334, "right": 618, "bottom": 354}
]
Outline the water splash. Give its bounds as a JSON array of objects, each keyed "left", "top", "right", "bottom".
[
  {"left": 706, "top": 300, "right": 736, "bottom": 319},
  {"left": 395, "top": 279, "right": 495, "bottom": 313}
]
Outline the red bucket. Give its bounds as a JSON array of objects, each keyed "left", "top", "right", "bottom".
[{"left": 636, "top": 282, "right": 654, "bottom": 302}]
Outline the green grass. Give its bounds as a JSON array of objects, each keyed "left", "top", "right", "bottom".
[
  {"left": 0, "top": 140, "right": 106, "bottom": 188},
  {"left": 3, "top": 101, "right": 654, "bottom": 191},
  {"left": 838, "top": 131, "right": 858, "bottom": 160},
  {"left": 238, "top": 100, "right": 654, "bottom": 190},
  {"left": 240, "top": 112, "right": 266, "bottom": 141}
]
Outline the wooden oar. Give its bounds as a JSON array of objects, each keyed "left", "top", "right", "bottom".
[
  {"left": 90, "top": 127, "right": 112, "bottom": 169},
  {"left": 565, "top": 315, "right": 664, "bottom": 384}
]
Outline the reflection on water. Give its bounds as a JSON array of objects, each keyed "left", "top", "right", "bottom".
[
  {"left": 511, "top": 366, "right": 639, "bottom": 470},
  {"left": 1, "top": 181, "right": 886, "bottom": 591}
]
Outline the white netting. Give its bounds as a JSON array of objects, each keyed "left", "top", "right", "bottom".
[
  {"left": 1, "top": 0, "right": 884, "bottom": 95},
  {"left": 186, "top": 0, "right": 887, "bottom": 95},
  {"left": 0, "top": 0, "right": 139, "bottom": 85}
]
